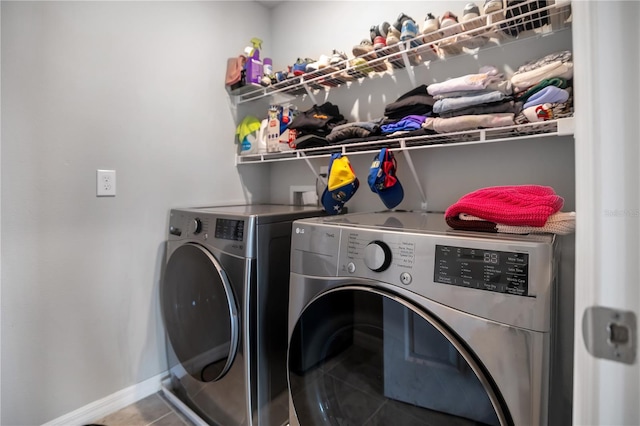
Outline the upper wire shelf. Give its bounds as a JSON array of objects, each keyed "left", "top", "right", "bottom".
[{"left": 228, "top": 0, "right": 573, "bottom": 105}]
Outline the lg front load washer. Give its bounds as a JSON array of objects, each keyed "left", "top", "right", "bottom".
[
  {"left": 160, "top": 204, "right": 324, "bottom": 426},
  {"left": 287, "top": 211, "right": 559, "bottom": 426}
]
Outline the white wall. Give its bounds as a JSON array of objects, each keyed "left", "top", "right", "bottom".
[{"left": 0, "top": 2, "right": 270, "bottom": 424}]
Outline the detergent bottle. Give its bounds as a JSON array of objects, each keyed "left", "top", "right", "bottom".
[{"left": 244, "top": 37, "right": 263, "bottom": 86}]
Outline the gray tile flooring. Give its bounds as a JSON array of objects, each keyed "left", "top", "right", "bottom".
[{"left": 91, "top": 392, "right": 196, "bottom": 426}]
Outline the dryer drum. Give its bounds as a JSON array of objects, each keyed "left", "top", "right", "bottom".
[{"left": 288, "top": 287, "right": 511, "bottom": 426}]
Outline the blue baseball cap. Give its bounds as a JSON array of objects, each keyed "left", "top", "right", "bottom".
[
  {"left": 368, "top": 148, "right": 404, "bottom": 209},
  {"left": 321, "top": 153, "right": 359, "bottom": 215}
]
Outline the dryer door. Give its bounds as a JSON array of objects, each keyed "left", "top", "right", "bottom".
[
  {"left": 288, "top": 286, "right": 511, "bottom": 426},
  {"left": 162, "top": 243, "right": 239, "bottom": 382}
]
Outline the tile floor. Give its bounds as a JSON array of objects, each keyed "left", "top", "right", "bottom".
[{"left": 91, "top": 392, "right": 196, "bottom": 426}]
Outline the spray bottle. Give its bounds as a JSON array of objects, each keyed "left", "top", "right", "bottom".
[{"left": 244, "top": 37, "right": 263, "bottom": 86}]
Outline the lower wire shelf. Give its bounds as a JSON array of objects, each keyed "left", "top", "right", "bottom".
[{"left": 235, "top": 117, "right": 574, "bottom": 165}]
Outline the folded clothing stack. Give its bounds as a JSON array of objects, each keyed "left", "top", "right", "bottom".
[
  {"left": 511, "top": 51, "right": 574, "bottom": 124},
  {"left": 423, "top": 66, "right": 517, "bottom": 133},
  {"left": 444, "top": 185, "right": 575, "bottom": 235}
]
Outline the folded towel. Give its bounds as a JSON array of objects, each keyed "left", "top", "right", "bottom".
[{"left": 444, "top": 185, "right": 564, "bottom": 227}]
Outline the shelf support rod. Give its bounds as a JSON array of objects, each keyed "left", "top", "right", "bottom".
[
  {"left": 400, "top": 43, "right": 417, "bottom": 87},
  {"left": 303, "top": 83, "right": 318, "bottom": 105},
  {"left": 399, "top": 142, "right": 428, "bottom": 211},
  {"left": 300, "top": 152, "right": 326, "bottom": 186}
]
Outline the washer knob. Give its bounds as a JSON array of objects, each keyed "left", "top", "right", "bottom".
[
  {"left": 364, "top": 241, "right": 392, "bottom": 272},
  {"left": 190, "top": 218, "right": 203, "bottom": 235}
]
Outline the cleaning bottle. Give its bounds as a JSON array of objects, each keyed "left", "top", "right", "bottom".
[{"left": 244, "top": 37, "right": 263, "bottom": 86}]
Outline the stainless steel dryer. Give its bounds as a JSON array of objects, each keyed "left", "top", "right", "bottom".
[
  {"left": 160, "top": 204, "right": 324, "bottom": 426},
  {"left": 287, "top": 211, "right": 559, "bottom": 426}
]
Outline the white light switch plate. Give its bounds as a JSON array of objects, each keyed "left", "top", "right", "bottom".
[{"left": 97, "top": 169, "right": 116, "bottom": 197}]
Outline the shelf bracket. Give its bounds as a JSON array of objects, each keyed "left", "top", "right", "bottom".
[
  {"left": 399, "top": 142, "right": 428, "bottom": 211},
  {"left": 300, "top": 152, "right": 326, "bottom": 186},
  {"left": 400, "top": 43, "right": 417, "bottom": 88},
  {"left": 303, "top": 83, "right": 318, "bottom": 105}
]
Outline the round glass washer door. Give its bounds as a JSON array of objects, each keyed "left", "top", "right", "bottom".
[
  {"left": 162, "top": 243, "right": 239, "bottom": 383},
  {"left": 288, "top": 286, "right": 511, "bottom": 426}
]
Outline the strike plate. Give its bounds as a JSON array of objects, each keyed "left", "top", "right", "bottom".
[{"left": 582, "top": 306, "right": 637, "bottom": 364}]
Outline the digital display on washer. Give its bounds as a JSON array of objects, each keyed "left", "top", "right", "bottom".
[
  {"left": 215, "top": 218, "right": 245, "bottom": 241},
  {"left": 434, "top": 245, "right": 529, "bottom": 296}
]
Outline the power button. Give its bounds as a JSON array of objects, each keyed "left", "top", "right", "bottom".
[
  {"left": 400, "top": 272, "right": 412, "bottom": 285},
  {"left": 347, "top": 262, "right": 356, "bottom": 273}
]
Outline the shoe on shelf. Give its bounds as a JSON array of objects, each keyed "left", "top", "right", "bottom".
[
  {"left": 383, "top": 25, "right": 404, "bottom": 68},
  {"left": 483, "top": 0, "right": 506, "bottom": 29},
  {"left": 392, "top": 12, "right": 414, "bottom": 31},
  {"left": 462, "top": 2, "right": 486, "bottom": 32},
  {"left": 400, "top": 19, "right": 419, "bottom": 42},
  {"left": 400, "top": 19, "right": 423, "bottom": 66},
  {"left": 329, "top": 50, "right": 349, "bottom": 69},
  {"left": 373, "top": 35, "right": 387, "bottom": 50},
  {"left": 352, "top": 39, "right": 374, "bottom": 57},
  {"left": 292, "top": 58, "right": 314, "bottom": 76},
  {"left": 439, "top": 11, "right": 461, "bottom": 38},
  {"left": 305, "top": 54, "right": 330, "bottom": 74},
  {"left": 422, "top": 13, "right": 441, "bottom": 44},
  {"left": 370, "top": 22, "right": 391, "bottom": 41},
  {"left": 347, "top": 57, "right": 373, "bottom": 79},
  {"left": 352, "top": 39, "right": 387, "bottom": 72}
]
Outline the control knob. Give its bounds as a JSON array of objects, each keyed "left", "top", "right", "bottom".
[
  {"left": 190, "top": 218, "right": 203, "bottom": 235},
  {"left": 364, "top": 241, "right": 392, "bottom": 272}
]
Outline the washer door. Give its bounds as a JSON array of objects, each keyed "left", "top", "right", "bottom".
[
  {"left": 288, "top": 286, "right": 511, "bottom": 426},
  {"left": 162, "top": 243, "right": 239, "bottom": 383}
]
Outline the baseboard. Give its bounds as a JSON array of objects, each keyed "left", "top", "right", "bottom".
[{"left": 42, "top": 371, "right": 168, "bottom": 426}]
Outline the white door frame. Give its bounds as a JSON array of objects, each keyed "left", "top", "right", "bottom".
[{"left": 572, "top": 2, "right": 640, "bottom": 424}]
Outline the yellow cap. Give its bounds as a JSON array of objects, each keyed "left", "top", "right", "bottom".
[{"left": 328, "top": 156, "right": 356, "bottom": 191}]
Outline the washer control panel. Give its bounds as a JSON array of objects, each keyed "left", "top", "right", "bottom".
[{"left": 434, "top": 245, "right": 530, "bottom": 297}]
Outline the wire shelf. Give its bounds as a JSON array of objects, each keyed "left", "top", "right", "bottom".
[
  {"left": 228, "top": 0, "right": 572, "bottom": 104},
  {"left": 235, "top": 117, "right": 574, "bottom": 165}
]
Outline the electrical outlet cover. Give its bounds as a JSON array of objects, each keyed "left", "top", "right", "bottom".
[{"left": 97, "top": 169, "right": 116, "bottom": 197}]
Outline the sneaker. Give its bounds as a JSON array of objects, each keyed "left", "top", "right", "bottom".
[
  {"left": 347, "top": 57, "right": 373, "bottom": 78},
  {"left": 373, "top": 35, "right": 387, "bottom": 50},
  {"left": 386, "top": 25, "right": 401, "bottom": 45},
  {"left": 463, "top": 2, "right": 481, "bottom": 20},
  {"left": 400, "top": 19, "right": 423, "bottom": 65},
  {"left": 292, "top": 58, "right": 313, "bottom": 76},
  {"left": 383, "top": 26, "right": 403, "bottom": 67},
  {"left": 483, "top": 0, "right": 505, "bottom": 29},
  {"left": 439, "top": 11, "right": 461, "bottom": 38},
  {"left": 400, "top": 19, "right": 419, "bottom": 42},
  {"left": 462, "top": 2, "right": 485, "bottom": 32},
  {"left": 329, "top": 49, "right": 349, "bottom": 69},
  {"left": 306, "top": 54, "right": 330, "bottom": 73},
  {"left": 393, "top": 12, "right": 414, "bottom": 31},
  {"left": 370, "top": 22, "right": 391, "bottom": 41},
  {"left": 352, "top": 39, "right": 387, "bottom": 72},
  {"left": 422, "top": 13, "right": 440, "bottom": 44}
]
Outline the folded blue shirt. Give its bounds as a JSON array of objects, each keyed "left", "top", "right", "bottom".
[
  {"left": 381, "top": 115, "right": 427, "bottom": 133},
  {"left": 523, "top": 86, "right": 569, "bottom": 109}
]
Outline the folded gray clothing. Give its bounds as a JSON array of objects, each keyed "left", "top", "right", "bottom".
[
  {"left": 433, "top": 80, "right": 513, "bottom": 99},
  {"left": 325, "top": 126, "right": 373, "bottom": 143},
  {"left": 328, "top": 119, "right": 383, "bottom": 134},
  {"left": 433, "top": 91, "right": 510, "bottom": 115},
  {"left": 439, "top": 100, "right": 521, "bottom": 119},
  {"left": 516, "top": 50, "right": 572, "bottom": 74}
]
